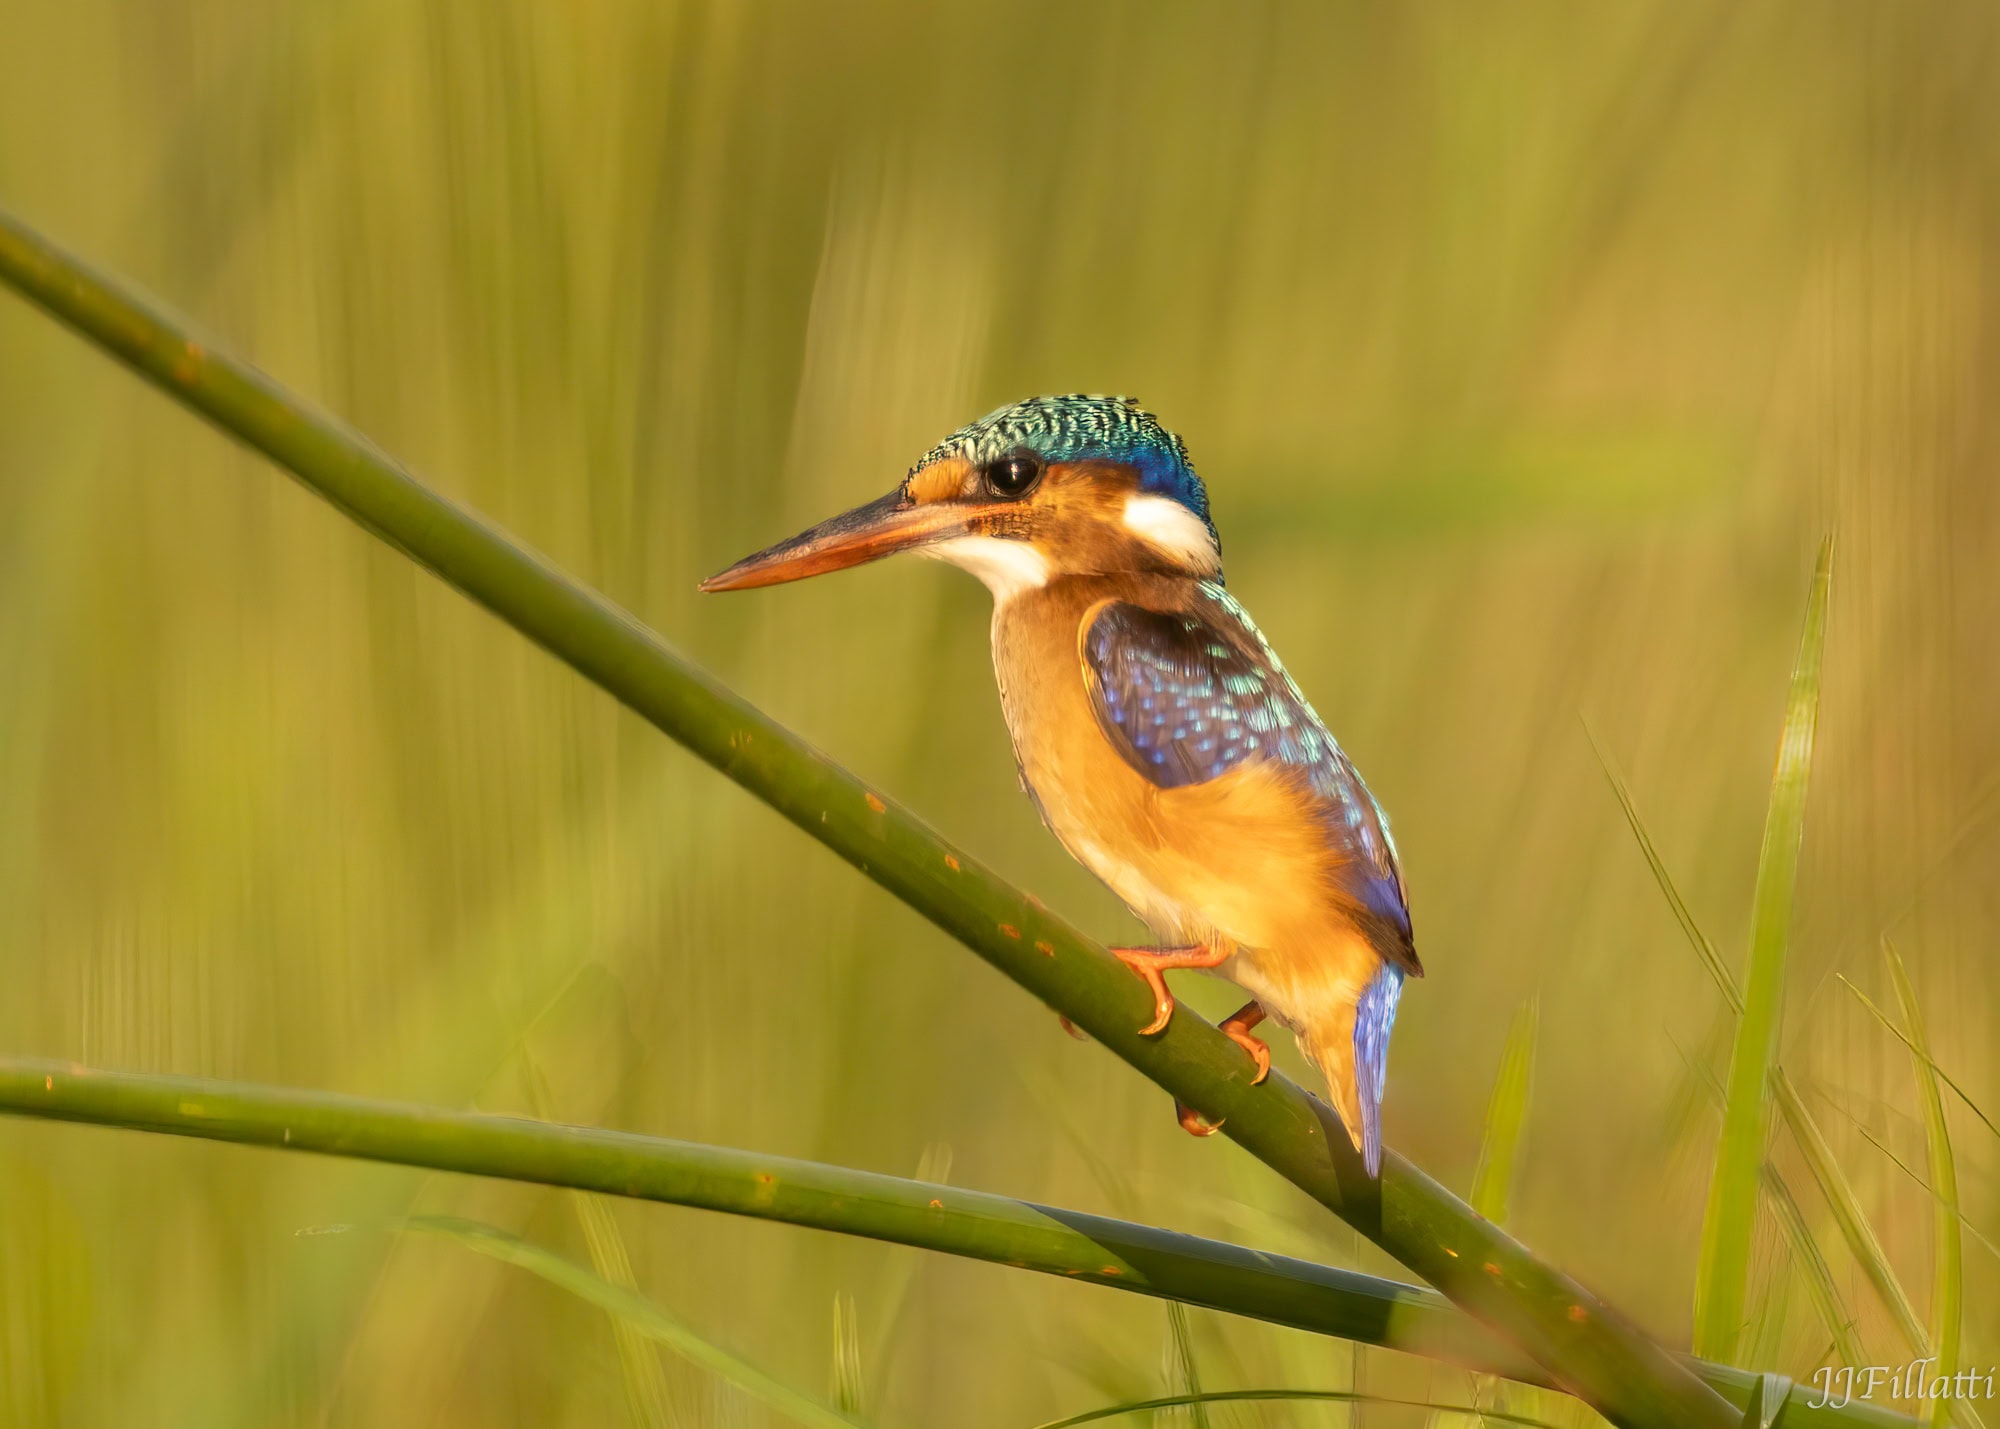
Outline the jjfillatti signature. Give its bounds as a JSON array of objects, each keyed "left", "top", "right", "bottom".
[{"left": 1809, "top": 1360, "right": 1998, "bottom": 1409}]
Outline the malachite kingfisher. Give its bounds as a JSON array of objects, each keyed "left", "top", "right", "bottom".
[{"left": 701, "top": 396, "right": 1421, "bottom": 1174}]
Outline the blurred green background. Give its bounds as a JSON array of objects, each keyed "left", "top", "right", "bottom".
[{"left": 3, "top": 2, "right": 1997, "bottom": 1425}]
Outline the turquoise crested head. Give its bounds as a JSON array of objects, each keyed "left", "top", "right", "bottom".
[{"left": 911, "top": 395, "right": 1217, "bottom": 551}]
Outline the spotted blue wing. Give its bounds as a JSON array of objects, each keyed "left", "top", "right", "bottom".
[{"left": 1079, "top": 593, "right": 1419, "bottom": 975}]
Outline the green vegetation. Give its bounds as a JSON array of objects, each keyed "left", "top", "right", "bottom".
[
  {"left": 0, "top": 7, "right": 1991, "bottom": 1424},
  {"left": 1471, "top": 999, "right": 1540, "bottom": 1228},
  {"left": 1694, "top": 537, "right": 1832, "bottom": 1363},
  {"left": 0, "top": 203, "right": 1738, "bottom": 1427},
  {"left": 405, "top": 1217, "right": 868, "bottom": 1429},
  {"left": 0, "top": 1057, "right": 1918, "bottom": 1426},
  {"left": 1883, "top": 943, "right": 1966, "bottom": 1429}
]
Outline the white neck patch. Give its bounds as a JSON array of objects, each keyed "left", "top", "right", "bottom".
[
  {"left": 1122, "top": 493, "right": 1221, "bottom": 576},
  {"left": 922, "top": 536, "right": 1050, "bottom": 604}
]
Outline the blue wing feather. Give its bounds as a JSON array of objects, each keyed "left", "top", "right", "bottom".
[{"left": 1080, "top": 588, "right": 1419, "bottom": 975}]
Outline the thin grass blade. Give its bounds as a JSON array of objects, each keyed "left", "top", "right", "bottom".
[
  {"left": 1761, "top": 1165, "right": 1866, "bottom": 1368},
  {"left": 1882, "top": 941, "right": 1969, "bottom": 1429},
  {"left": 1456, "top": 999, "right": 1545, "bottom": 1429},
  {"left": 864, "top": 1142, "right": 951, "bottom": 1393},
  {"left": 1775, "top": 1068, "right": 1929, "bottom": 1357},
  {"left": 404, "top": 1216, "right": 866, "bottom": 1429},
  {"left": 1838, "top": 977, "right": 2000, "bottom": 1143},
  {"left": 1742, "top": 1374, "right": 1796, "bottom": 1429},
  {"left": 1033, "top": 1388, "right": 1571, "bottom": 1429},
  {"left": 573, "top": 1194, "right": 678, "bottom": 1428},
  {"left": 1845, "top": 1123, "right": 2000, "bottom": 1266},
  {"left": 1162, "top": 1303, "right": 1211, "bottom": 1429},
  {"left": 1585, "top": 724, "right": 1743, "bottom": 1012},
  {"left": 520, "top": 1054, "right": 676, "bottom": 1429},
  {"left": 1744, "top": 1268, "right": 1794, "bottom": 1404},
  {"left": 1694, "top": 536, "right": 1834, "bottom": 1363},
  {"left": 831, "top": 1292, "right": 864, "bottom": 1417},
  {"left": 1472, "top": 998, "right": 1540, "bottom": 1225}
]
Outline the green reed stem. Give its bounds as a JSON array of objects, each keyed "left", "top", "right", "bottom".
[
  {"left": 0, "top": 1057, "right": 1912, "bottom": 1427},
  {"left": 0, "top": 203, "right": 1735, "bottom": 1429}
]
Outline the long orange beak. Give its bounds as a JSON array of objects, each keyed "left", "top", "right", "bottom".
[{"left": 698, "top": 487, "right": 972, "bottom": 592}]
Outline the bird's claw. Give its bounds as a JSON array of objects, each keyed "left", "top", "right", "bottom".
[
  {"left": 1176, "top": 1102, "right": 1224, "bottom": 1136},
  {"left": 1219, "top": 999, "right": 1271, "bottom": 1085},
  {"left": 1055, "top": 1012, "right": 1091, "bottom": 1042},
  {"left": 1228, "top": 1028, "right": 1271, "bottom": 1085}
]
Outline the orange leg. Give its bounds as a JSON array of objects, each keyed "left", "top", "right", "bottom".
[
  {"left": 1108, "top": 942, "right": 1232, "bottom": 1035},
  {"left": 1220, "top": 1000, "right": 1271, "bottom": 1085}
]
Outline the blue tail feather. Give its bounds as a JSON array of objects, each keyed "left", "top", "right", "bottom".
[{"left": 1353, "top": 963, "right": 1405, "bottom": 1177}]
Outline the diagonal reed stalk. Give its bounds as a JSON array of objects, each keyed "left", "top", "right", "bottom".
[
  {"left": 0, "top": 204, "right": 1735, "bottom": 1428},
  {"left": 0, "top": 1057, "right": 1914, "bottom": 1427}
]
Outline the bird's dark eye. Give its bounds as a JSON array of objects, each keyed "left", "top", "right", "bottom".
[{"left": 983, "top": 451, "right": 1043, "bottom": 499}]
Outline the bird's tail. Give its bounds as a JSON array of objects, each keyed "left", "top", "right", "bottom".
[
  {"left": 1315, "top": 962, "right": 1407, "bottom": 1176},
  {"left": 1351, "top": 963, "right": 1405, "bottom": 1177}
]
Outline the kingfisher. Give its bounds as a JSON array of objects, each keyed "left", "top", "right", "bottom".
[{"left": 701, "top": 396, "right": 1421, "bottom": 1174}]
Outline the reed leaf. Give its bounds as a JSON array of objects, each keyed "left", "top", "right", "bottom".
[
  {"left": 403, "top": 1216, "right": 863, "bottom": 1429},
  {"left": 0, "top": 1058, "right": 1916, "bottom": 1427},
  {"left": 0, "top": 204, "right": 1739, "bottom": 1429},
  {"left": 1694, "top": 535, "right": 1834, "bottom": 1364}
]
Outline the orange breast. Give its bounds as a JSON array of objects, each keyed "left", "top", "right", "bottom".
[{"left": 991, "top": 576, "right": 1361, "bottom": 959}]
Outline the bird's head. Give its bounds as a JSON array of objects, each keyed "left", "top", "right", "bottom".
[{"left": 700, "top": 395, "right": 1220, "bottom": 600}]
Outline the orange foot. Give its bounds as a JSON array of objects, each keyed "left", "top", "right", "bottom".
[
  {"left": 1108, "top": 942, "right": 1232, "bottom": 1035},
  {"left": 1220, "top": 1000, "right": 1271, "bottom": 1084}
]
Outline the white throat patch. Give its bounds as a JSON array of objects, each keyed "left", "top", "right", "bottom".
[
  {"left": 1122, "top": 493, "right": 1221, "bottom": 575},
  {"left": 922, "top": 536, "right": 1050, "bottom": 604}
]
